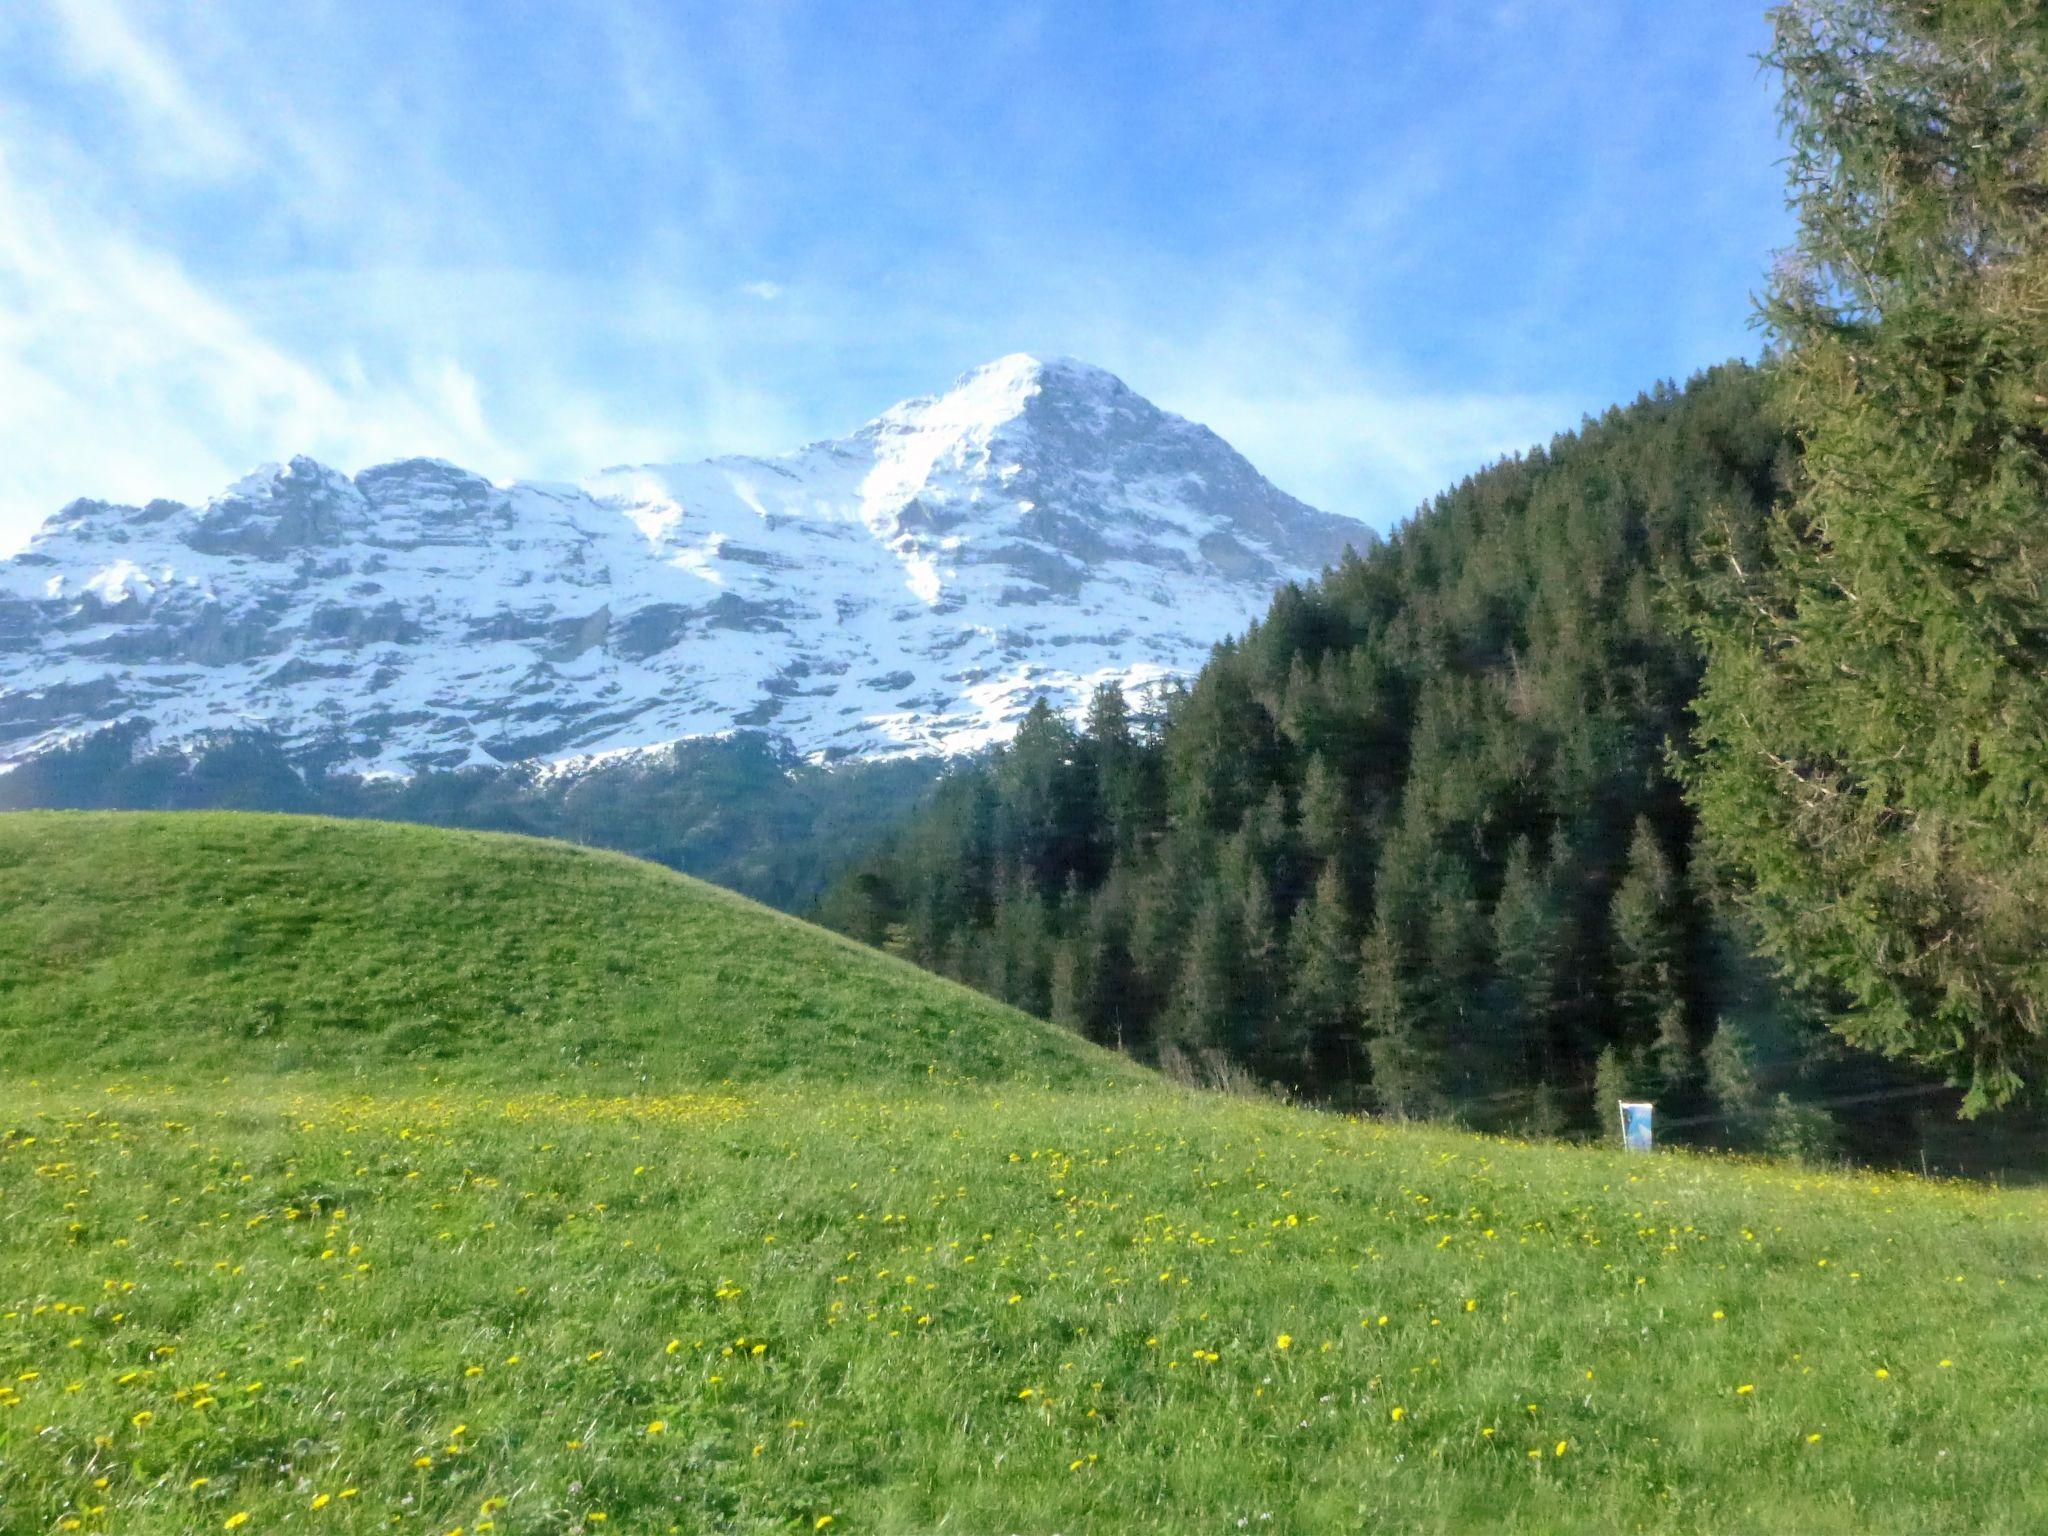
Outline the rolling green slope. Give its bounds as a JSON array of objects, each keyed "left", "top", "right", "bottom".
[
  {"left": 1, "top": 813, "right": 2044, "bottom": 1534},
  {"left": 0, "top": 811, "right": 1133, "bottom": 1089}
]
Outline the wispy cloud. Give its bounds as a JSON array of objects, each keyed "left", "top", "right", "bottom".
[
  {"left": 38, "top": 0, "right": 246, "bottom": 176},
  {"left": 0, "top": 0, "right": 1788, "bottom": 550}
]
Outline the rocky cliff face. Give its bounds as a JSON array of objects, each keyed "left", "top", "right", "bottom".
[{"left": 1, "top": 355, "right": 1368, "bottom": 773}]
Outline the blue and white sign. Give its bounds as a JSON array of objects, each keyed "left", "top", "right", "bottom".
[{"left": 1619, "top": 1100, "right": 1654, "bottom": 1152}]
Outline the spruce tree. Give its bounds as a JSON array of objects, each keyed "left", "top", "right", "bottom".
[
  {"left": 1166, "top": 892, "right": 1247, "bottom": 1056},
  {"left": 1049, "top": 934, "right": 1087, "bottom": 1034},
  {"left": 1287, "top": 860, "right": 1359, "bottom": 1091},
  {"left": 1610, "top": 818, "right": 1682, "bottom": 1046},
  {"left": 1298, "top": 753, "right": 1350, "bottom": 865},
  {"left": 1424, "top": 857, "right": 1503, "bottom": 1116},
  {"left": 1704, "top": 1016, "right": 1768, "bottom": 1148},
  {"left": 1687, "top": 0, "right": 2048, "bottom": 1109},
  {"left": 1084, "top": 681, "right": 1150, "bottom": 857},
  {"left": 1592, "top": 1046, "right": 1638, "bottom": 1145},
  {"left": 1490, "top": 836, "right": 1566, "bottom": 1079},
  {"left": 1359, "top": 913, "right": 1441, "bottom": 1120}
]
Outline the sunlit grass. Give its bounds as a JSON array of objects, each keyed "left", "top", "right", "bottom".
[
  {"left": 2, "top": 814, "right": 2045, "bottom": 1532},
  {"left": 4, "top": 1080, "right": 2044, "bottom": 1534}
]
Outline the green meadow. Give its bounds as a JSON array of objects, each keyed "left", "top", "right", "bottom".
[{"left": 2, "top": 814, "right": 2043, "bottom": 1534}]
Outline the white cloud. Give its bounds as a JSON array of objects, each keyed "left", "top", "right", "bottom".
[
  {"left": 0, "top": 0, "right": 1775, "bottom": 554},
  {"left": 38, "top": 0, "right": 246, "bottom": 177},
  {"left": 0, "top": 144, "right": 527, "bottom": 550}
]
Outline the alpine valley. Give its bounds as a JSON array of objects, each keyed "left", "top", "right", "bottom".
[{"left": 0, "top": 354, "right": 1365, "bottom": 776}]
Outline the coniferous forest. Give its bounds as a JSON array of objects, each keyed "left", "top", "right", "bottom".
[
  {"left": 817, "top": 358, "right": 2047, "bottom": 1171},
  {"left": 818, "top": 4, "right": 2048, "bottom": 1172}
]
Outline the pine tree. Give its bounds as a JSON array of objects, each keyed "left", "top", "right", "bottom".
[
  {"left": 1287, "top": 860, "right": 1359, "bottom": 1092},
  {"left": 1084, "top": 681, "right": 1152, "bottom": 858},
  {"left": 1424, "top": 857, "right": 1502, "bottom": 1117},
  {"left": 1083, "top": 878, "right": 1141, "bottom": 1052},
  {"left": 1049, "top": 934, "right": 1086, "bottom": 1033},
  {"left": 1298, "top": 752, "right": 1350, "bottom": 865},
  {"left": 1165, "top": 892, "right": 1247, "bottom": 1056},
  {"left": 1359, "top": 913, "right": 1441, "bottom": 1120},
  {"left": 1610, "top": 817, "right": 1681, "bottom": 1045},
  {"left": 1239, "top": 870, "right": 1287, "bottom": 1068},
  {"left": 989, "top": 879, "right": 1052, "bottom": 1018},
  {"left": 1490, "top": 836, "right": 1566, "bottom": 1078},
  {"left": 1704, "top": 1016, "right": 1767, "bottom": 1148},
  {"left": 1652, "top": 1000, "right": 1694, "bottom": 1104},
  {"left": 1592, "top": 1046, "right": 1638, "bottom": 1146},
  {"left": 1165, "top": 664, "right": 1282, "bottom": 834},
  {"left": 1686, "top": 0, "right": 2048, "bottom": 1110}
]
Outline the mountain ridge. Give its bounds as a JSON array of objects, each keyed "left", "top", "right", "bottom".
[{"left": 1, "top": 354, "right": 1368, "bottom": 774}]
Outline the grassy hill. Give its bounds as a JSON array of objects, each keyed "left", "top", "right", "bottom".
[
  {"left": 1, "top": 813, "right": 2044, "bottom": 1534},
  {"left": 0, "top": 812, "right": 1132, "bottom": 1088}
]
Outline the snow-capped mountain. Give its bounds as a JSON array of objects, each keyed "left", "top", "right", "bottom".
[{"left": 0, "top": 355, "right": 1367, "bottom": 774}]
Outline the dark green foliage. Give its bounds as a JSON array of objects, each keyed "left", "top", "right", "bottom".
[
  {"left": 1704, "top": 1016, "right": 1770, "bottom": 1147},
  {"left": 1686, "top": 0, "right": 2048, "bottom": 1110},
  {"left": 1358, "top": 913, "right": 1444, "bottom": 1121},
  {"left": 1611, "top": 818, "right": 1682, "bottom": 1045},
  {"left": 1286, "top": 861, "right": 1360, "bottom": 1089},
  {"left": 1490, "top": 837, "right": 1567, "bottom": 1086},
  {"left": 820, "top": 358, "right": 2048, "bottom": 1168},
  {"left": 824, "top": 366, "right": 1799, "bottom": 1134},
  {"left": 1164, "top": 891, "right": 1252, "bottom": 1057},
  {"left": 1592, "top": 1047, "right": 1641, "bottom": 1145}
]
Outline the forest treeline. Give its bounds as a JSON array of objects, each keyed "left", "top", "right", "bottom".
[
  {"left": 817, "top": 365, "right": 2040, "bottom": 1168},
  {"left": 818, "top": 0, "right": 2048, "bottom": 1169}
]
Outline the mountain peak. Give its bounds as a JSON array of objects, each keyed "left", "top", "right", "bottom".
[
  {"left": 3, "top": 354, "right": 1370, "bottom": 773},
  {"left": 865, "top": 354, "right": 1138, "bottom": 441}
]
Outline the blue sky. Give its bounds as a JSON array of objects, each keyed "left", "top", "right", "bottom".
[{"left": 0, "top": 1, "right": 1791, "bottom": 549}]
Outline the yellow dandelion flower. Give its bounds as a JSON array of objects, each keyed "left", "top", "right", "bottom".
[
  {"left": 225, "top": 1515, "right": 250, "bottom": 1531},
  {"left": 1736, "top": 1384, "right": 1754, "bottom": 1395},
  {"left": 647, "top": 1420, "right": 666, "bottom": 1435},
  {"left": 1276, "top": 1333, "right": 1293, "bottom": 1351},
  {"left": 311, "top": 1493, "right": 331, "bottom": 1510},
  {"left": 1390, "top": 1406, "right": 1405, "bottom": 1421}
]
